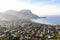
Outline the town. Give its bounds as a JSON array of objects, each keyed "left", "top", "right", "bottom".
[{"left": 0, "top": 22, "right": 60, "bottom": 40}]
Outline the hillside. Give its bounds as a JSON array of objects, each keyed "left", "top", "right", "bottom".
[
  {"left": 0, "top": 10, "right": 40, "bottom": 27},
  {"left": 0, "top": 10, "right": 40, "bottom": 21}
]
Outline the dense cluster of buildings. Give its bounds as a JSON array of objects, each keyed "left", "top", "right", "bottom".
[{"left": 0, "top": 22, "right": 60, "bottom": 40}]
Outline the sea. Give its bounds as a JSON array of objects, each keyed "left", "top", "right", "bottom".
[{"left": 31, "top": 15, "right": 60, "bottom": 25}]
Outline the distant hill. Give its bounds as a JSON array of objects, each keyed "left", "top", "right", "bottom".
[
  {"left": 0, "top": 10, "right": 40, "bottom": 21},
  {"left": 0, "top": 10, "right": 40, "bottom": 26}
]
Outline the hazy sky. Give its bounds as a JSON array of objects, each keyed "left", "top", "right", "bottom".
[{"left": 0, "top": 0, "right": 60, "bottom": 16}]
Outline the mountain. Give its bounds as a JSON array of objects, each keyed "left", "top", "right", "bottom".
[
  {"left": 18, "top": 10, "right": 40, "bottom": 19},
  {"left": 0, "top": 10, "right": 40, "bottom": 26},
  {"left": 0, "top": 10, "right": 40, "bottom": 21}
]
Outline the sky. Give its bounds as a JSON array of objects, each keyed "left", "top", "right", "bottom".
[{"left": 0, "top": 0, "right": 60, "bottom": 16}]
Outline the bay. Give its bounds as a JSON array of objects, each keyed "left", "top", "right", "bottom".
[{"left": 31, "top": 15, "right": 60, "bottom": 25}]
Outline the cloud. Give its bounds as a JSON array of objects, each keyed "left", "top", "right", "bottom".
[{"left": 0, "top": 0, "right": 60, "bottom": 16}]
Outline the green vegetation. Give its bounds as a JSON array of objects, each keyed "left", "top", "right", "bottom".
[{"left": 0, "top": 36, "right": 8, "bottom": 40}]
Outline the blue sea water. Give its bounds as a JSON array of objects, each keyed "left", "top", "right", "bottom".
[{"left": 31, "top": 15, "right": 60, "bottom": 24}]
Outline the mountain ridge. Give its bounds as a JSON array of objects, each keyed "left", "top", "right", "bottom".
[{"left": 0, "top": 10, "right": 40, "bottom": 21}]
